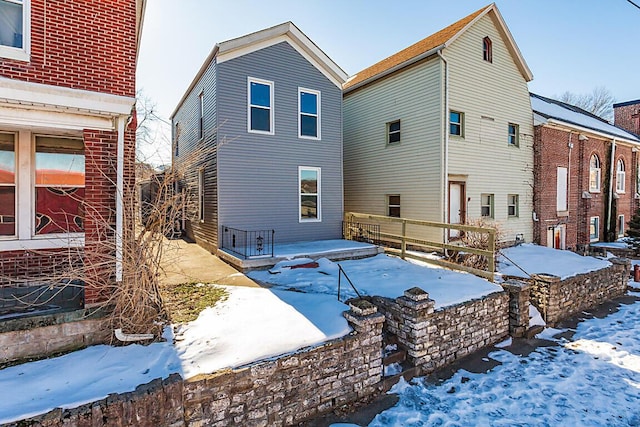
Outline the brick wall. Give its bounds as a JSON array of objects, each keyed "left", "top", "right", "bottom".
[
  {"left": 533, "top": 125, "right": 636, "bottom": 249},
  {"left": 529, "top": 258, "right": 630, "bottom": 325},
  {"left": 614, "top": 101, "right": 640, "bottom": 137},
  {"left": 0, "top": 0, "right": 137, "bottom": 97},
  {"left": 11, "top": 302, "right": 385, "bottom": 427},
  {"left": 372, "top": 287, "right": 509, "bottom": 373}
]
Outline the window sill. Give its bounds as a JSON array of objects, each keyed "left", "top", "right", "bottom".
[
  {"left": 299, "top": 135, "right": 321, "bottom": 141},
  {"left": 299, "top": 219, "right": 322, "bottom": 223},
  {"left": 0, "top": 46, "right": 30, "bottom": 62},
  {"left": 0, "top": 235, "right": 84, "bottom": 251},
  {"left": 556, "top": 210, "right": 569, "bottom": 217},
  {"left": 248, "top": 129, "right": 274, "bottom": 136}
]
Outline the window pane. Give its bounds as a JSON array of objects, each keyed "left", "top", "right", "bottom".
[
  {"left": 300, "top": 170, "right": 317, "bottom": 193},
  {"left": 0, "top": 0, "right": 23, "bottom": 49},
  {"left": 481, "top": 206, "right": 490, "bottom": 217},
  {"left": 301, "top": 115, "right": 317, "bottom": 137},
  {"left": 250, "top": 107, "right": 270, "bottom": 132},
  {"left": 389, "top": 195, "right": 400, "bottom": 205},
  {"left": 389, "top": 121, "right": 400, "bottom": 133},
  {"left": 36, "top": 152, "right": 85, "bottom": 186},
  {"left": 388, "top": 206, "right": 400, "bottom": 217},
  {"left": 450, "top": 112, "right": 460, "bottom": 123},
  {"left": 300, "top": 92, "right": 317, "bottom": 115},
  {"left": 0, "top": 187, "right": 15, "bottom": 236},
  {"left": 250, "top": 82, "right": 270, "bottom": 107},
  {"left": 0, "top": 138, "right": 15, "bottom": 184},
  {"left": 300, "top": 195, "right": 317, "bottom": 219},
  {"left": 389, "top": 132, "right": 400, "bottom": 144},
  {"left": 35, "top": 187, "right": 84, "bottom": 234}
]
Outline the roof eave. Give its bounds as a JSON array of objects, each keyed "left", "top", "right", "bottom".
[
  {"left": 170, "top": 44, "right": 219, "bottom": 120},
  {"left": 541, "top": 117, "right": 640, "bottom": 145},
  {"left": 344, "top": 44, "right": 445, "bottom": 95}
]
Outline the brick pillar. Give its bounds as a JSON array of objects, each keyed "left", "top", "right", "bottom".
[{"left": 501, "top": 279, "right": 531, "bottom": 337}]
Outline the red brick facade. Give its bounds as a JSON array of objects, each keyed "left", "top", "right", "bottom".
[
  {"left": 614, "top": 100, "right": 640, "bottom": 137},
  {"left": 0, "top": 0, "right": 137, "bottom": 97},
  {"left": 0, "top": 0, "right": 140, "bottom": 309},
  {"left": 534, "top": 125, "right": 638, "bottom": 250}
]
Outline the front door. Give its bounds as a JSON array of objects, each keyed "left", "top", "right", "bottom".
[{"left": 448, "top": 182, "right": 466, "bottom": 238}]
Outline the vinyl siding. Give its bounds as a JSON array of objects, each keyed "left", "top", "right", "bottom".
[
  {"left": 445, "top": 13, "right": 534, "bottom": 242},
  {"left": 343, "top": 56, "right": 444, "bottom": 237},
  {"left": 216, "top": 41, "right": 343, "bottom": 244},
  {"left": 172, "top": 59, "right": 218, "bottom": 251}
]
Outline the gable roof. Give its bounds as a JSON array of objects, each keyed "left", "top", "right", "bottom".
[
  {"left": 531, "top": 93, "right": 640, "bottom": 143},
  {"left": 171, "top": 22, "right": 347, "bottom": 119},
  {"left": 343, "top": 3, "right": 532, "bottom": 93}
]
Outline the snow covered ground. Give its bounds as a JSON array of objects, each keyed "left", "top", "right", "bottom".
[
  {"left": 249, "top": 254, "right": 503, "bottom": 308},
  {"left": 366, "top": 292, "right": 640, "bottom": 427},
  {"left": 498, "top": 243, "right": 611, "bottom": 279}
]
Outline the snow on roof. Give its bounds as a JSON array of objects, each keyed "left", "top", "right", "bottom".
[{"left": 531, "top": 93, "right": 640, "bottom": 142}]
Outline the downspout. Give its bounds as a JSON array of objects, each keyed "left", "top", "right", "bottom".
[
  {"left": 115, "top": 115, "right": 129, "bottom": 283},
  {"left": 607, "top": 139, "right": 617, "bottom": 241},
  {"left": 567, "top": 133, "right": 573, "bottom": 218},
  {"left": 438, "top": 50, "right": 449, "bottom": 242}
]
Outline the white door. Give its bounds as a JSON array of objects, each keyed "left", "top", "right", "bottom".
[{"left": 449, "top": 182, "right": 464, "bottom": 238}]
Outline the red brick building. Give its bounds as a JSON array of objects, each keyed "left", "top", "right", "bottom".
[
  {"left": 614, "top": 99, "right": 640, "bottom": 137},
  {"left": 0, "top": 0, "right": 145, "bottom": 314},
  {"left": 531, "top": 93, "right": 640, "bottom": 250}
]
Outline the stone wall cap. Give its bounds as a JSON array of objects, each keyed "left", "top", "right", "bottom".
[
  {"left": 531, "top": 273, "right": 561, "bottom": 282},
  {"left": 610, "top": 257, "right": 631, "bottom": 265},
  {"left": 501, "top": 279, "right": 530, "bottom": 290},
  {"left": 347, "top": 298, "right": 378, "bottom": 316},
  {"left": 404, "top": 287, "right": 430, "bottom": 301}
]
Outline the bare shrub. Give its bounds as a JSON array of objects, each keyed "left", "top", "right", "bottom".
[{"left": 448, "top": 218, "right": 502, "bottom": 271}]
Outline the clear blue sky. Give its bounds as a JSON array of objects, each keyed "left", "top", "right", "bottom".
[{"left": 136, "top": 0, "right": 640, "bottom": 164}]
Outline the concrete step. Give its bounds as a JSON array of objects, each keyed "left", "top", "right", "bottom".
[{"left": 383, "top": 348, "right": 407, "bottom": 366}]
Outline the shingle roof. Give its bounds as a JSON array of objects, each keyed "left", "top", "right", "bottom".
[{"left": 343, "top": 4, "right": 491, "bottom": 91}]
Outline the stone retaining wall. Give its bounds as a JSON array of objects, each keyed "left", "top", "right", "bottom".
[
  {"left": 0, "top": 309, "right": 110, "bottom": 366},
  {"left": 530, "top": 258, "right": 630, "bottom": 325},
  {"left": 501, "top": 279, "right": 531, "bottom": 337},
  {"left": 6, "top": 301, "right": 385, "bottom": 427},
  {"left": 372, "top": 287, "right": 509, "bottom": 373}
]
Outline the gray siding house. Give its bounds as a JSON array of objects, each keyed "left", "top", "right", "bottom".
[{"left": 171, "top": 22, "right": 347, "bottom": 256}]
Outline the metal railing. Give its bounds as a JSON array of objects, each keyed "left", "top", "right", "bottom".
[
  {"left": 342, "top": 221, "right": 381, "bottom": 245},
  {"left": 220, "top": 226, "right": 275, "bottom": 258},
  {"left": 337, "top": 263, "right": 362, "bottom": 302},
  {"left": 344, "top": 212, "right": 496, "bottom": 281}
]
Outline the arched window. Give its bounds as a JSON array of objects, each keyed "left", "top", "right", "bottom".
[
  {"left": 616, "top": 159, "right": 626, "bottom": 193},
  {"left": 483, "top": 37, "right": 492, "bottom": 63},
  {"left": 589, "top": 154, "right": 601, "bottom": 192}
]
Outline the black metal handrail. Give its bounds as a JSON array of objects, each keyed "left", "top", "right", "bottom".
[
  {"left": 342, "top": 221, "right": 380, "bottom": 245},
  {"left": 337, "top": 263, "right": 362, "bottom": 302},
  {"left": 221, "top": 226, "right": 275, "bottom": 258}
]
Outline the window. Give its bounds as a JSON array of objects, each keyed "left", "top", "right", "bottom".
[
  {"left": 248, "top": 78, "right": 274, "bottom": 134},
  {"left": 299, "top": 88, "right": 320, "bottom": 139},
  {"left": 174, "top": 122, "right": 180, "bottom": 157},
  {"left": 590, "top": 216, "right": 600, "bottom": 242},
  {"left": 557, "top": 166, "right": 568, "bottom": 212},
  {"left": 450, "top": 111, "right": 464, "bottom": 137},
  {"left": 589, "top": 154, "right": 601, "bottom": 192},
  {"left": 507, "top": 194, "right": 519, "bottom": 217},
  {"left": 616, "top": 159, "right": 625, "bottom": 193},
  {"left": 0, "top": 133, "right": 15, "bottom": 237},
  {"left": 299, "top": 167, "right": 321, "bottom": 222},
  {"left": 618, "top": 214, "right": 625, "bottom": 238},
  {"left": 481, "top": 193, "right": 494, "bottom": 218},
  {"left": 35, "top": 137, "right": 85, "bottom": 235},
  {"left": 482, "top": 37, "right": 492, "bottom": 63},
  {"left": 198, "top": 92, "right": 204, "bottom": 140},
  {"left": 0, "top": 0, "right": 29, "bottom": 61},
  {"left": 387, "top": 120, "right": 401, "bottom": 145},
  {"left": 508, "top": 123, "right": 519, "bottom": 146},
  {"left": 198, "top": 169, "right": 204, "bottom": 221},
  {"left": 388, "top": 195, "right": 400, "bottom": 217}
]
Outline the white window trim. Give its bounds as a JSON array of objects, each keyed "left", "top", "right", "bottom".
[
  {"left": 298, "top": 87, "right": 321, "bottom": 140},
  {"left": 481, "top": 193, "right": 494, "bottom": 218},
  {"left": 589, "top": 155, "right": 601, "bottom": 193},
  {"left": 507, "top": 194, "right": 519, "bottom": 218},
  {"left": 508, "top": 123, "right": 519, "bottom": 147},
  {"left": 616, "top": 159, "right": 626, "bottom": 193},
  {"left": 247, "top": 77, "right": 274, "bottom": 135},
  {"left": 298, "top": 166, "right": 321, "bottom": 223},
  {"left": 590, "top": 216, "right": 600, "bottom": 242},
  {"left": 0, "top": 0, "right": 30, "bottom": 62},
  {"left": 450, "top": 111, "right": 464, "bottom": 137},
  {"left": 198, "top": 91, "right": 204, "bottom": 140}
]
